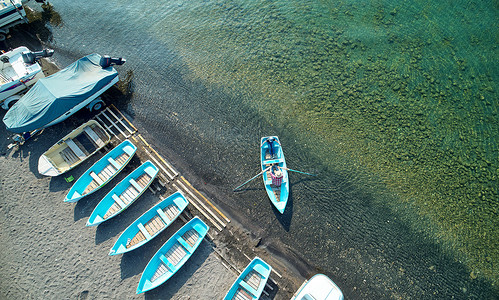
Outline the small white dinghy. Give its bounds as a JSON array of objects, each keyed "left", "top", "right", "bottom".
[
  {"left": 38, "top": 120, "right": 111, "bottom": 176},
  {"left": 291, "top": 274, "right": 344, "bottom": 300}
]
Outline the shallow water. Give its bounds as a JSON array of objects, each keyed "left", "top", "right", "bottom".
[{"left": 25, "top": 0, "right": 497, "bottom": 298}]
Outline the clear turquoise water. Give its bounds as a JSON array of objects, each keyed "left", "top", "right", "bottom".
[{"left": 28, "top": 0, "right": 497, "bottom": 298}]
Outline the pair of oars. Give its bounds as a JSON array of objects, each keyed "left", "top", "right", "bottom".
[{"left": 233, "top": 166, "right": 316, "bottom": 191}]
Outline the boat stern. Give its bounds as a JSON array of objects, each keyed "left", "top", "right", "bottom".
[{"left": 38, "top": 155, "right": 60, "bottom": 176}]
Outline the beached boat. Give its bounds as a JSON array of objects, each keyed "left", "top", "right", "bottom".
[
  {"left": 3, "top": 53, "right": 125, "bottom": 133},
  {"left": 86, "top": 160, "right": 158, "bottom": 226},
  {"left": 290, "top": 273, "right": 344, "bottom": 300},
  {"left": 109, "top": 191, "right": 189, "bottom": 256},
  {"left": 64, "top": 139, "right": 137, "bottom": 203},
  {"left": 0, "top": 46, "right": 54, "bottom": 109},
  {"left": 260, "top": 136, "right": 289, "bottom": 213},
  {"left": 223, "top": 257, "right": 272, "bottom": 300},
  {"left": 37, "top": 120, "right": 110, "bottom": 176},
  {"left": 136, "top": 216, "right": 209, "bottom": 294}
]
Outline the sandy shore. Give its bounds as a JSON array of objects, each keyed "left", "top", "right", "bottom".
[
  {"left": 0, "top": 63, "right": 301, "bottom": 300},
  {"left": 0, "top": 120, "right": 238, "bottom": 299}
]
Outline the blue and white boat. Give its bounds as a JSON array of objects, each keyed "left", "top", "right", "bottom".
[
  {"left": 64, "top": 139, "right": 137, "bottom": 203},
  {"left": 223, "top": 257, "right": 272, "bottom": 300},
  {"left": 3, "top": 53, "right": 125, "bottom": 133},
  {"left": 290, "top": 274, "right": 344, "bottom": 300},
  {"left": 86, "top": 160, "right": 158, "bottom": 226},
  {"left": 109, "top": 191, "right": 189, "bottom": 255},
  {"left": 136, "top": 217, "right": 209, "bottom": 294},
  {"left": 0, "top": 46, "right": 53, "bottom": 109},
  {"left": 260, "top": 136, "right": 289, "bottom": 213}
]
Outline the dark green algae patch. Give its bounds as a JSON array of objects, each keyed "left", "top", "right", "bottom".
[{"left": 158, "top": 0, "right": 498, "bottom": 287}]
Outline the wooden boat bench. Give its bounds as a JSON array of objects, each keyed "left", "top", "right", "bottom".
[
  {"left": 137, "top": 223, "right": 152, "bottom": 240},
  {"left": 234, "top": 288, "right": 253, "bottom": 300},
  {"left": 239, "top": 280, "right": 258, "bottom": 298},
  {"left": 129, "top": 178, "right": 143, "bottom": 192},
  {"left": 160, "top": 254, "right": 176, "bottom": 271},
  {"left": 177, "top": 237, "right": 194, "bottom": 253},
  {"left": 165, "top": 243, "right": 187, "bottom": 265},
  {"left": 164, "top": 204, "right": 180, "bottom": 220},
  {"left": 144, "top": 215, "right": 165, "bottom": 236},
  {"left": 60, "top": 146, "right": 80, "bottom": 165},
  {"left": 84, "top": 126, "right": 107, "bottom": 148},
  {"left": 90, "top": 171, "right": 105, "bottom": 185},
  {"left": 108, "top": 157, "right": 121, "bottom": 170},
  {"left": 156, "top": 208, "right": 171, "bottom": 224},
  {"left": 65, "top": 139, "right": 87, "bottom": 160},
  {"left": 112, "top": 194, "right": 127, "bottom": 209}
]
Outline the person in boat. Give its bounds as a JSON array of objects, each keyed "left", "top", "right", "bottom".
[{"left": 264, "top": 137, "right": 281, "bottom": 158}]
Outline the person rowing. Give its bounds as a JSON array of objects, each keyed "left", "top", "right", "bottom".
[{"left": 263, "top": 136, "right": 281, "bottom": 159}]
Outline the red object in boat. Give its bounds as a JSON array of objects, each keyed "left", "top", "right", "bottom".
[{"left": 271, "top": 169, "right": 283, "bottom": 186}]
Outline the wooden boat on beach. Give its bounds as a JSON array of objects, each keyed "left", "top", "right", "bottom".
[
  {"left": 223, "top": 257, "right": 272, "bottom": 300},
  {"left": 136, "top": 216, "right": 209, "bottom": 294},
  {"left": 260, "top": 136, "right": 289, "bottom": 213},
  {"left": 64, "top": 139, "right": 137, "bottom": 203},
  {"left": 109, "top": 191, "right": 189, "bottom": 255},
  {"left": 290, "top": 273, "right": 344, "bottom": 300},
  {"left": 86, "top": 160, "right": 158, "bottom": 226},
  {"left": 38, "top": 120, "right": 110, "bottom": 176}
]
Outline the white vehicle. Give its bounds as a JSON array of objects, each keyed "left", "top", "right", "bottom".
[
  {"left": 291, "top": 274, "right": 344, "bottom": 300},
  {"left": 0, "top": 46, "right": 53, "bottom": 109}
]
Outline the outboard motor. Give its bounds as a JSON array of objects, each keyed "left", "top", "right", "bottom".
[
  {"left": 99, "top": 56, "right": 126, "bottom": 68},
  {"left": 22, "top": 49, "right": 55, "bottom": 65}
]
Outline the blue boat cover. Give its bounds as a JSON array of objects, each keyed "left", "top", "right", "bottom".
[{"left": 3, "top": 54, "right": 118, "bottom": 133}]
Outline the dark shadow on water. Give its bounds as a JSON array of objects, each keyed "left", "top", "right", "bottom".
[
  {"left": 272, "top": 186, "right": 292, "bottom": 232},
  {"left": 273, "top": 176, "right": 318, "bottom": 232}
]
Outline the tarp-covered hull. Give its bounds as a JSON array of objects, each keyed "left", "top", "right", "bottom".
[{"left": 3, "top": 53, "right": 118, "bottom": 133}]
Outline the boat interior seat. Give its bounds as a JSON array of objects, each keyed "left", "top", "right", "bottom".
[
  {"left": 60, "top": 146, "right": 80, "bottom": 165},
  {"left": 90, "top": 171, "right": 104, "bottom": 185},
  {"left": 159, "top": 254, "right": 175, "bottom": 271},
  {"left": 263, "top": 159, "right": 281, "bottom": 165},
  {"left": 239, "top": 280, "right": 258, "bottom": 296},
  {"left": 108, "top": 157, "right": 121, "bottom": 170},
  {"left": 66, "top": 138, "right": 87, "bottom": 159},
  {"left": 177, "top": 237, "right": 193, "bottom": 253},
  {"left": 73, "top": 132, "right": 97, "bottom": 155},
  {"left": 84, "top": 126, "right": 106, "bottom": 147}
]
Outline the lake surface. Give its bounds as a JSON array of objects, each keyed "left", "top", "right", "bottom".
[{"left": 26, "top": 0, "right": 497, "bottom": 298}]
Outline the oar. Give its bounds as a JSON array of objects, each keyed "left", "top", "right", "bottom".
[
  {"left": 233, "top": 167, "right": 271, "bottom": 191},
  {"left": 282, "top": 167, "right": 316, "bottom": 176}
]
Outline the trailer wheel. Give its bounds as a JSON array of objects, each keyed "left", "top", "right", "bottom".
[{"left": 90, "top": 100, "right": 103, "bottom": 112}]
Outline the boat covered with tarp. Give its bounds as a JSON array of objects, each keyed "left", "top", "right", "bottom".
[{"left": 3, "top": 53, "right": 124, "bottom": 133}]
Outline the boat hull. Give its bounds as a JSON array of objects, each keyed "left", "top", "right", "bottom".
[
  {"left": 109, "top": 191, "right": 189, "bottom": 255},
  {"left": 64, "top": 139, "right": 137, "bottom": 202},
  {"left": 260, "top": 136, "right": 289, "bottom": 213},
  {"left": 223, "top": 257, "right": 272, "bottom": 300},
  {"left": 86, "top": 160, "right": 158, "bottom": 226},
  {"left": 290, "top": 274, "right": 344, "bottom": 300},
  {"left": 136, "top": 217, "right": 209, "bottom": 294},
  {"left": 38, "top": 120, "right": 111, "bottom": 176}
]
